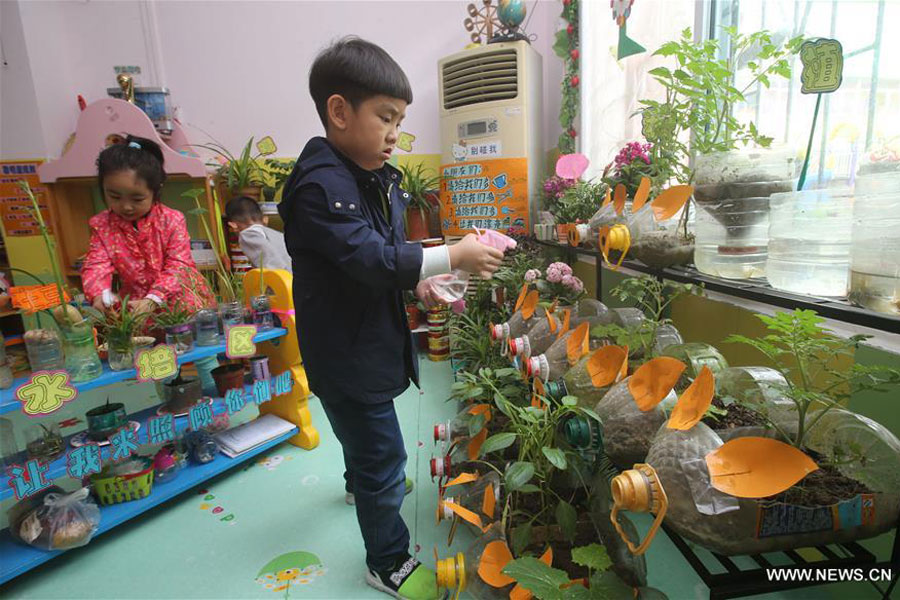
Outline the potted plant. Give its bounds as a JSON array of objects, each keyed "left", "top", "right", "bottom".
[
  {"left": 399, "top": 162, "right": 440, "bottom": 241},
  {"left": 84, "top": 296, "right": 153, "bottom": 371},
  {"left": 198, "top": 136, "right": 276, "bottom": 200},
  {"left": 154, "top": 301, "right": 196, "bottom": 355},
  {"left": 636, "top": 27, "right": 803, "bottom": 269}
]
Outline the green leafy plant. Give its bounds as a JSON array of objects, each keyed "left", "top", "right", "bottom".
[
  {"left": 153, "top": 300, "right": 195, "bottom": 328},
  {"left": 260, "top": 158, "right": 296, "bottom": 202},
  {"left": 83, "top": 296, "right": 151, "bottom": 351},
  {"left": 184, "top": 189, "right": 241, "bottom": 303},
  {"left": 592, "top": 275, "right": 700, "bottom": 358},
  {"left": 547, "top": 180, "right": 608, "bottom": 224},
  {"left": 449, "top": 366, "right": 528, "bottom": 411},
  {"left": 502, "top": 542, "right": 633, "bottom": 599},
  {"left": 198, "top": 137, "right": 275, "bottom": 191},
  {"left": 638, "top": 27, "right": 804, "bottom": 184},
  {"left": 726, "top": 310, "right": 900, "bottom": 449},
  {"left": 398, "top": 162, "right": 440, "bottom": 212}
]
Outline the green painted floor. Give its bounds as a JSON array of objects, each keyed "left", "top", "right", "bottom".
[{"left": 1, "top": 358, "right": 893, "bottom": 599}]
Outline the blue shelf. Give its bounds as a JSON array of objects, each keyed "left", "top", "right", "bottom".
[
  {"left": 0, "top": 328, "right": 288, "bottom": 415},
  {"left": 0, "top": 424, "right": 297, "bottom": 584},
  {"left": 0, "top": 383, "right": 270, "bottom": 502}
]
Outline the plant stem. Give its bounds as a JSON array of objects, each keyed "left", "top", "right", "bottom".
[{"left": 19, "top": 181, "right": 69, "bottom": 328}]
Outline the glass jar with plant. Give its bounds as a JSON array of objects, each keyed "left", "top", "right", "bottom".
[
  {"left": 197, "top": 136, "right": 276, "bottom": 199},
  {"left": 248, "top": 252, "right": 273, "bottom": 331},
  {"left": 398, "top": 162, "right": 440, "bottom": 241},
  {"left": 84, "top": 296, "right": 152, "bottom": 371},
  {"left": 155, "top": 302, "right": 196, "bottom": 355}
]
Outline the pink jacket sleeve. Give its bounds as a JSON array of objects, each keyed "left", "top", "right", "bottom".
[
  {"left": 81, "top": 219, "right": 115, "bottom": 303},
  {"left": 147, "top": 210, "right": 198, "bottom": 303}
]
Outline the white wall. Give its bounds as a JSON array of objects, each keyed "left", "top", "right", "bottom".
[{"left": 1, "top": 0, "right": 563, "bottom": 161}]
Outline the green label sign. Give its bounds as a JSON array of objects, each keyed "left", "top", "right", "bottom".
[{"left": 800, "top": 38, "right": 843, "bottom": 94}]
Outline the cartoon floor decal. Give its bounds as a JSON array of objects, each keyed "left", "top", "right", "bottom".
[{"left": 256, "top": 551, "right": 327, "bottom": 597}]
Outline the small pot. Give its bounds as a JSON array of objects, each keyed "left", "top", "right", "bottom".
[
  {"left": 212, "top": 363, "right": 245, "bottom": 397},
  {"left": 163, "top": 376, "right": 203, "bottom": 414},
  {"left": 555, "top": 223, "right": 572, "bottom": 242},
  {"left": 85, "top": 402, "right": 127, "bottom": 441},
  {"left": 406, "top": 207, "right": 429, "bottom": 241}
]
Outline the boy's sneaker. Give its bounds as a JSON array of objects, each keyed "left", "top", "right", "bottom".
[
  {"left": 366, "top": 554, "right": 443, "bottom": 600},
  {"left": 345, "top": 477, "right": 414, "bottom": 505}
]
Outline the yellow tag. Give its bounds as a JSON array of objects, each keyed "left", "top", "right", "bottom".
[
  {"left": 16, "top": 371, "right": 77, "bottom": 415},
  {"left": 396, "top": 132, "right": 416, "bottom": 152},
  {"left": 135, "top": 345, "right": 178, "bottom": 382},
  {"left": 256, "top": 136, "right": 277, "bottom": 156},
  {"left": 226, "top": 325, "right": 258, "bottom": 359}
]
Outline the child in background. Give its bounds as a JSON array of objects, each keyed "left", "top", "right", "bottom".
[
  {"left": 224, "top": 196, "right": 292, "bottom": 270},
  {"left": 280, "top": 37, "right": 503, "bottom": 599},
  {"left": 81, "top": 135, "right": 219, "bottom": 393}
]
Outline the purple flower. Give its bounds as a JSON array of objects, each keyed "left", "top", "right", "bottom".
[
  {"left": 524, "top": 269, "right": 541, "bottom": 283},
  {"left": 570, "top": 276, "right": 584, "bottom": 293},
  {"left": 546, "top": 264, "right": 563, "bottom": 283},
  {"left": 561, "top": 274, "right": 575, "bottom": 287},
  {"left": 549, "top": 261, "right": 573, "bottom": 277}
]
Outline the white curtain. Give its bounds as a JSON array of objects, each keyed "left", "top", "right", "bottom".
[{"left": 581, "top": 0, "right": 697, "bottom": 179}]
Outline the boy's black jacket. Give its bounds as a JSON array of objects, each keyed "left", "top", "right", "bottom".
[{"left": 280, "top": 137, "right": 422, "bottom": 403}]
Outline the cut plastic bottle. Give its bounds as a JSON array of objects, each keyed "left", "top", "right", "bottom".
[
  {"left": 434, "top": 404, "right": 492, "bottom": 445},
  {"left": 431, "top": 431, "right": 487, "bottom": 480},
  {"left": 489, "top": 289, "right": 546, "bottom": 345},
  {"left": 437, "top": 471, "right": 502, "bottom": 541},
  {"left": 523, "top": 322, "right": 594, "bottom": 383},
  {"left": 559, "top": 344, "right": 630, "bottom": 409},
  {"left": 508, "top": 305, "right": 573, "bottom": 359}
]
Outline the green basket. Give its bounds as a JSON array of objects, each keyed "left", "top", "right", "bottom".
[{"left": 91, "top": 459, "right": 155, "bottom": 505}]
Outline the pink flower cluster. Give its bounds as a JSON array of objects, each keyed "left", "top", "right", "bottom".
[
  {"left": 524, "top": 268, "right": 542, "bottom": 283},
  {"left": 543, "top": 176, "right": 576, "bottom": 201},
  {"left": 546, "top": 261, "right": 573, "bottom": 283},
  {"left": 614, "top": 141, "right": 652, "bottom": 172},
  {"left": 561, "top": 274, "right": 585, "bottom": 293}
]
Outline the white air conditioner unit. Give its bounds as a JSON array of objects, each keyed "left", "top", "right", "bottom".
[{"left": 437, "top": 41, "right": 543, "bottom": 237}]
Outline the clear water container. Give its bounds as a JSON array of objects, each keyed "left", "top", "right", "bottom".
[
  {"left": 850, "top": 172, "right": 900, "bottom": 314},
  {"left": 693, "top": 149, "right": 795, "bottom": 280},
  {"left": 767, "top": 189, "right": 853, "bottom": 297}
]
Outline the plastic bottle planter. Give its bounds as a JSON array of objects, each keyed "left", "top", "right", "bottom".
[
  {"left": 662, "top": 343, "right": 728, "bottom": 390},
  {"left": 567, "top": 356, "right": 685, "bottom": 469},
  {"left": 434, "top": 404, "right": 492, "bottom": 445},
  {"left": 218, "top": 301, "right": 243, "bottom": 329},
  {"left": 24, "top": 328, "right": 64, "bottom": 372},
  {"left": 489, "top": 289, "right": 544, "bottom": 347},
  {"left": 437, "top": 471, "right": 501, "bottom": 542},
  {"left": 250, "top": 295, "right": 274, "bottom": 331},
  {"left": 849, "top": 173, "right": 900, "bottom": 315},
  {"left": 523, "top": 322, "right": 592, "bottom": 383},
  {"left": 508, "top": 307, "right": 572, "bottom": 360},
  {"left": 436, "top": 524, "right": 540, "bottom": 600},
  {"left": 194, "top": 308, "right": 220, "bottom": 346},
  {"left": 574, "top": 298, "right": 612, "bottom": 322},
  {"left": 560, "top": 345, "right": 630, "bottom": 409},
  {"left": 62, "top": 322, "right": 103, "bottom": 383},
  {"left": 714, "top": 366, "right": 796, "bottom": 441},
  {"left": 164, "top": 323, "right": 195, "bottom": 355},
  {"left": 611, "top": 371, "right": 900, "bottom": 556},
  {"left": 651, "top": 324, "right": 683, "bottom": 356},
  {"left": 430, "top": 429, "right": 488, "bottom": 481}
]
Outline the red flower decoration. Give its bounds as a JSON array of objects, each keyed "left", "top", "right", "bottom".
[
  {"left": 570, "top": 76, "right": 580, "bottom": 87},
  {"left": 568, "top": 128, "right": 577, "bottom": 138},
  {"left": 570, "top": 49, "right": 580, "bottom": 61},
  {"left": 567, "top": 24, "right": 575, "bottom": 35}
]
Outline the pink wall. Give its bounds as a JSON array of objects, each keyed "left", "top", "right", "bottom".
[{"left": 2, "top": 0, "right": 563, "bottom": 161}]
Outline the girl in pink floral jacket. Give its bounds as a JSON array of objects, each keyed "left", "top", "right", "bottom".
[{"left": 82, "top": 136, "right": 214, "bottom": 314}]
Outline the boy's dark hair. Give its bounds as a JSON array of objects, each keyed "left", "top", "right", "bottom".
[
  {"left": 309, "top": 36, "right": 413, "bottom": 129},
  {"left": 96, "top": 135, "right": 166, "bottom": 197},
  {"left": 225, "top": 196, "right": 264, "bottom": 223}
]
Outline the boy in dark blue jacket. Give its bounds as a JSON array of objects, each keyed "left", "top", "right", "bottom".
[{"left": 279, "top": 37, "right": 503, "bottom": 599}]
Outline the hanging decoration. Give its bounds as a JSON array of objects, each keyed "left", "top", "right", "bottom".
[
  {"left": 464, "top": 0, "right": 502, "bottom": 45},
  {"left": 554, "top": 0, "right": 579, "bottom": 154},
  {"left": 611, "top": 0, "right": 645, "bottom": 60}
]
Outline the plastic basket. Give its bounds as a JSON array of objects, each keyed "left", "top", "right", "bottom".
[{"left": 91, "top": 461, "right": 155, "bottom": 505}]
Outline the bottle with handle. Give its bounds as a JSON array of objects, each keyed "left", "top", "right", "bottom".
[
  {"left": 599, "top": 184, "right": 694, "bottom": 269},
  {"left": 610, "top": 367, "right": 821, "bottom": 556},
  {"left": 569, "top": 179, "right": 638, "bottom": 247}
]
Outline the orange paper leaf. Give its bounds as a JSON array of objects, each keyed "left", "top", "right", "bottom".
[
  {"left": 629, "top": 357, "right": 686, "bottom": 411},
  {"left": 444, "top": 500, "right": 483, "bottom": 529},
  {"left": 483, "top": 483, "right": 496, "bottom": 518},
  {"left": 632, "top": 177, "right": 651, "bottom": 211},
  {"left": 613, "top": 184, "right": 627, "bottom": 215},
  {"left": 479, "top": 540, "right": 515, "bottom": 587},
  {"left": 587, "top": 345, "right": 629, "bottom": 388},
  {"left": 650, "top": 185, "right": 693, "bottom": 221},
  {"left": 706, "top": 437, "right": 819, "bottom": 498},
  {"left": 532, "top": 378, "right": 547, "bottom": 409},
  {"left": 547, "top": 312, "right": 557, "bottom": 334},
  {"left": 467, "top": 427, "right": 488, "bottom": 460},
  {"left": 521, "top": 291, "right": 539, "bottom": 320},
  {"left": 667, "top": 366, "right": 714, "bottom": 430},
  {"left": 558, "top": 309, "right": 571, "bottom": 339},
  {"left": 514, "top": 284, "right": 528, "bottom": 312},
  {"left": 566, "top": 322, "right": 590, "bottom": 366},
  {"left": 444, "top": 472, "right": 479, "bottom": 488},
  {"left": 468, "top": 403, "right": 492, "bottom": 423},
  {"left": 601, "top": 188, "right": 612, "bottom": 208}
]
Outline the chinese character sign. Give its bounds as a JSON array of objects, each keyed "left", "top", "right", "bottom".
[
  {"left": 16, "top": 371, "right": 78, "bottom": 416},
  {"left": 66, "top": 444, "right": 102, "bottom": 479},
  {"left": 800, "top": 38, "right": 843, "bottom": 94},
  {"left": 273, "top": 371, "right": 294, "bottom": 397},
  {"left": 135, "top": 345, "right": 178, "bottom": 382},
  {"left": 439, "top": 158, "right": 528, "bottom": 236},
  {"left": 0, "top": 160, "right": 54, "bottom": 237},
  {"left": 109, "top": 427, "right": 139, "bottom": 461},
  {"left": 7, "top": 459, "right": 52, "bottom": 500},
  {"left": 148, "top": 414, "right": 176, "bottom": 445},
  {"left": 226, "top": 325, "right": 257, "bottom": 359}
]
